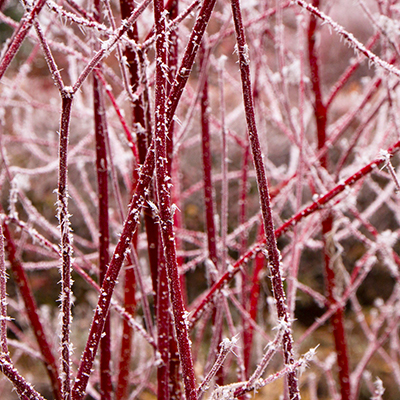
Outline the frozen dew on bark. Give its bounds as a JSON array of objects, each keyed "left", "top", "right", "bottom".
[
  {"left": 209, "top": 381, "right": 247, "bottom": 400},
  {"left": 372, "top": 377, "right": 385, "bottom": 400}
]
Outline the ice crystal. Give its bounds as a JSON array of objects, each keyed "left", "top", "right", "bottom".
[{"left": 209, "top": 381, "right": 245, "bottom": 400}]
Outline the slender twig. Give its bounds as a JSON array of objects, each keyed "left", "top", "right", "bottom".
[
  {"left": 165, "top": 0, "right": 217, "bottom": 126},
  {"left": 71, "top": 0, "right": 153, "bottom": 94},
  {"left": 166, "top": 2, "right": 184, "bottom": 398},
  {"left": 0, "top": 0, "right": 47, "bottom": 80},
  {"left": 197, "top": 335, "right": 240, "bottom": 396},
  {"left": 33, "top": 19, "right": 64, "bottom": 91},
  {"left": 0, "top": 356, "right": 47, "bottom": 400},
  {"left": 245, "top": 327, "right": 284, "bottom": 390},
  {"left": 219, "top": 56, "right": 228, "bottom": 273},
  {"left": 153, "top": 1, "right": 196, "bottom": 399},
  {"left": 92, "top": 0, "right": 112, "bottom": 392},
  {"left": 0, "top": 223, "right": 9, "bottom": 360},
  {"left": 200, "top": 45, "right": 218, "bottom": 271},
  {"left": 307, "top": 2, "right": 350, "bottom": 397},
  {"left": 1, "top": 220, "right": 62, "bottom": 400},
  {"left": 230, "top": 0, "right": 300, "bottom": 397},
  {"left": 57, "top": 88, "right": 74, "bottom": 400},
  {"left": 295, "top": 0, "right": 400, "bottom": 78}
]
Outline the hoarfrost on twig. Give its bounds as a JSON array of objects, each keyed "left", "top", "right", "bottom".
[
  {"left": 295, "top": 0, "right": 400, "bottom": 79},
  {"left": 371, "top": 377, "right": 385, "bottom": 400}
]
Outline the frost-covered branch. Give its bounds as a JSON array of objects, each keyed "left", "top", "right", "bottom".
[{"left": 295, "top": 0, "right": 400, "bottom": 78}]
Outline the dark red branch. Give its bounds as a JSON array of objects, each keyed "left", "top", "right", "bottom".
[
  {"left": 2, "top": 221, "right": 62, "bottom": 400},
  {"left": 93, "top": 54, "right": 112, "bottom": 400},
  {"left": 307, "top": 2, "right": 350, "bottom": 398},
  {"left": 154, "top": 0, "right": 196, "bottom": 398},
  {"left": 230, "top": 0, "right": 300, "bottom": 397},
  {"left": 58, "top": 91, "right": 73, "bottom": 400},
  {"left": 0, "top": 0, "right": 47, "bottom": 80}
]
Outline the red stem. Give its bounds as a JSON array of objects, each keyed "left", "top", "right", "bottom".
[
  {"left": 322, "top": 218, "right": 351, "bottom": 400},
  {"left": 0, "top": 224, "right": 8, "bottom": 358},
  {"left": 93, "top": 58, "right": 112, "bottom": 400},
  {"left": 2, "top": 221, "right": 62, "bottom": 400},
  {"left": 243, "top": 222, "right": 265, "bottom": 375},
  {"left": 115, "top": 262, "right": 136, "bottom": 400},
  {"left": 58, "top": 91, "right": 74, "bottom": 400},
  {"left": 153, "top": 0, "right": 196, "bottom": 399},
  {"left": 119, "top": 0, "right": 159, "bottom": 302},
  {"left": 200, "top": 50, "right": 218, "bottom": 271},
  {"left": 156, "top": 250, "right": 171, "bottom": 400},
  {"left": 166, "top": 2, "right": 184, "bottom": 398},
  {"left": 307, "top": 2, "right": 350, "bottom": 398},
  {"left": 165, "top": 0, "right": 217, "bottom": 125},
  {"left": 95, "top": 70, "right": 139, "bottom": 159},
  {"left": 239, "top": 145, "right": 251, "bottom": 378},
  {"left": 0, "top": 357, "right": 46, "bottom": 400},
  {"left": 230, "top": 0, "right": 300, "bottom": 397},
  {"left": 115, "top": 1, "right": 147, "bottom": 396},
  {"left": 307, "top": 0, "right": 327, "bottom": 168},
  {"left": 0, "top": 0, "right": 47, "bottom": 80}
]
